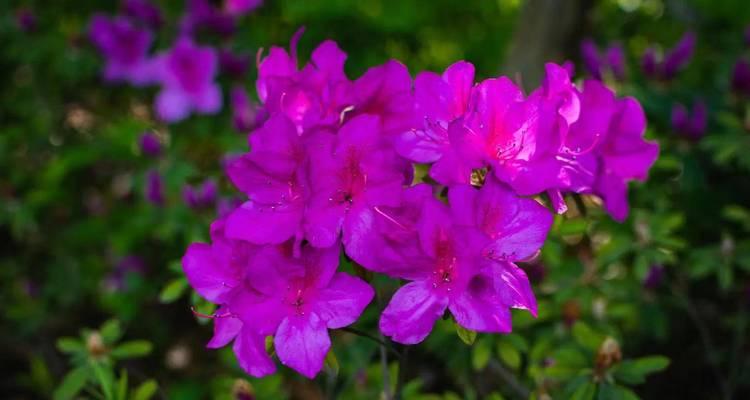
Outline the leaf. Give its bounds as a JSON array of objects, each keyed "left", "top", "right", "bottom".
[
  {"left": 456, "top": 324, "right": 477, "bottom": 345},
  {"left": 471, "top": 339, "right": 491, "bottom": 371},
  {"left": 53, "top": 367, "right": 89, "bottom": 400},
  {"left": 111, "top": 341, "right": 152, "bottom": 359},
  {"left": 570, "top": 381, "right": 597, "bottom": 400},
  {"left": 92, "top": 363, "right": 115, "bottom": 400},
  {"left": 100, "top": 320, "right": 122, "bottom": 345},
  {"left": 56, "top": 337, "right": 84, "bottom": 354},
  {"left": 597, "top": 383, "right": 640, "bottom": 400},
  {"left": 324, "top": 350, "right": 339, "bottom": 376},
  {"left": 116, "top": 370, "right": 128, "bottom": 400},
  {"left": 497, "top": 341, "right": 521, "bottom": 370},
  {"left": 130, "top": 379, "right": 158, "bottom": 400},
  {"left": 159, "top": 278, "right": 188, "bottom": 304},
  {"left": 572, "top": 322, "right": 605, "bottom": 352},
  {"left": 614, "top": 356, "right": 670, "bottom": 385},
  {"left": 503, "top": 334, "right": 529, "bottom": 353}
]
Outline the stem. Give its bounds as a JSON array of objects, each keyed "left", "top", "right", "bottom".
[
  {"left": 380, "top": 341, "right": 392, "bottom": 400},
  {"left": 340, "top": 327, "right": 402, "bottom": 359},
  {"left": 488, "top": 360, "right": 531, "bottom": 399},
  {"left": 394, "top": 346, "right": 409, "bottom": 400}
]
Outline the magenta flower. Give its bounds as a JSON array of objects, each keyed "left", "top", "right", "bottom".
[
  {"left": 350, "top": 60, "right": 415, "bottom": 138},
  {"left": 225, "top": 115, "right": 308, "bottom": 245},
  {"left": 225, "top": 0, "right": 264, "bottom": 16},
  {"left": 16, "top": 7, "right": 37, "bottom": 33},
  {"left": 89, "top": 14, "right": 157, "bottom": 86},
  {"left": 395, "top": 61, "right": 476, "bottom": 185},
  {"left": 138, "top": 132, "right": 162, "bottom": 157},
  {"left": 180, "top": 0, "right": 236, "bottom": 37},
  {"left": 183, "top": 179, "right": 218, "bottom": 209},
  {"left": 123, "top": 0, "right": 163, "bottom": 30},
  {"left": 183, "top": 220, "right": 374, "bottom": 378},
  {"left": 379, "top": 177, "right": 551, "bottom": 344},
  {"left": 220, "top": 49, "right": 251, "bottom": 80},
  {"left": 304, "top": 115, "right": 408, "bottom": 249},
  {"left": 732, "top": 59, "right": 750, "bottom": 97},
  {"left": 641, "top": 46, "right": 659, "bottom": 78},
  {"left": 593, "top": 98, "right": 659, "bottom": 221},
  {"left": 154, "top": 38, "right": 222, "bottom": 122},
  {"left": 230, "top": 85, "right": 263, "bottom": 133},
  {"left": 145, "top": 169, "right": 164, "bottom": 206},
  {"left": 661, "top": 31, "right": 696, "bottom": 80},
  {"left": 580, "top": 39, "right": 625, "bottom": 81},
  {"left": 671, "top": 100, "right": 707, "bottom": 141},
  {"left": 256, "top": 29, "right": 353, "bottom": 133}
]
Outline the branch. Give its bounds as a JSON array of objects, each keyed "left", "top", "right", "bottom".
[{"left": 488, "top": 360, "right": 531, "bottom": 399}]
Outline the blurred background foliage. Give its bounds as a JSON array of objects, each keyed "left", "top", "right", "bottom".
[{"left": 1, "top": 0, "right": 750, "bottom": 399}]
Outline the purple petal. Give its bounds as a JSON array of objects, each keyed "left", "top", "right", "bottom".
[
  {"left": 182, "top": 243, "right": 240, "bottom": 303},
  {"left": 313, "top": 273, "right": 374, "bottom": 329},
  {"left": 207, "top": 312, "right": 242, "bottom": 348},
  {"left": 155, "top": 89, "right": 191, "bottom": 122},
  {"left": 379, "top": 280, "right": 449, "bottom": 344},
  {"left": 225, "top": 200, "right": 303, "bottom": 245},
  {"left": 448, "top": 272, "right": 513, "bottom": 333},
  {"left": 233, "top": 328, "right": 276, "bottom": 378},
  {"left": 274, "top": 313, "right": 331, "bottom": 379}
]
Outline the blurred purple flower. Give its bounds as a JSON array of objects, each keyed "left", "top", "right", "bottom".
[
  {"left": 562, "top": 60, "right": 576, "bottom": 77},
  {"left": 225, "top": 0, "right": 264, "bottom": 16},
  {"left": 220, "top": 49, "right": 251, "bottom": 80},
  {"left": 180, "top": 0, "right": 236, "bottom": 37},
  {"left": 671, "top": 100, "right": 707, "bottom": 141},
  {"left": 183, "top": 179, "right": 218, "bottom": 209},
  {"left": 217, "top": 197, "right": 243, "bottom": 219},
  {"left": 139, "top": 132, "right": 162, "bottom": 157},
  {"left": 16, "top": 8, "right": 37, "bottom": 33},
  {"left": 154, "top": 38, "right": 222, "bottom": 122},
  {"left": 105, "top": 255, "right": 147, "bottom": 291},
  {"left": 231, "top": 85, "right": 262, "bottom": 133},
  {"left": 89, "top": 14, "right": 158, "bottom": 86},
  {"left": 579, "top": 39, "right": 625, "bottom": 81},
  {"left": 643, "top": 264, "right": 665, "bottom": 289},
  {"left": 123, "top": 0, "right": 163, "bottom": 30},
  {"left": 641, "top": 46, "right": 659, "bottom": 78},
  {"left": 732, "top": 59, "right": 750, "bottom": 96},
  {"left": 661, "top": 31, "right": 696, "bottom": 79},
  {"left": 145, "top": 169, "right": 164, "bottom": 205}
]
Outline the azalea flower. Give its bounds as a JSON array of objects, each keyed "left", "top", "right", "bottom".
[
  {"left": 89, "top": 14, "right": 157, "bottom": 86},
  {"left": 230, "top": 85, "right": 263, "bottom": 133},
  {"left": 145, "top": 169, "right": 164, "bottom": 205},
  {"left": 138, "top": 132, "right": 162, "bottom": 157},
  {"left": 379, "top": 177, "right": 551, "bottom": 344},
  {"left": 183, "top": 179, "right": 218, "bottom": 209},
  {"left": 123, "top": 0, "right": 163, "bottom": 30},
  {"left": 671, "top": 100, "right": 707, "bottom": 141},
  {"left": 580, "top": 39, "right": 626, "bottom": 81},
  {"left": 224, "top": 0, "right": 264, "bottom": 16},
  {"left": 154, "top": 38, "right": 222, "bottom": 122},
  {"left": 640, "top": 32, "right": 696, "bottom": 81}
]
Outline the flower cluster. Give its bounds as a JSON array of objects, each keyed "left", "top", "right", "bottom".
[
  {"left": 182, "top": 32, "right": 659, "bottom": 378},
  {"left": 88, "top": 0, "right": 261, "bottom": 123}
]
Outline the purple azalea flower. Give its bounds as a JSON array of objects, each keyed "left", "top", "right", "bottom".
[
  {"left": 562, "top": 60, "right": 576, "bottom": 78},
  {"left": 123, "top": 0, "right": 163, "bottom": 30},
  {"left": 605, "top": 43, "right": 625, "bottom": 80},
  {"left": 231, "top": 85, "right": 262, "bottom": 133},
  {"left": 671, "top": 100, "right": 707, "bottom": 141},
  {"left": 732, "top": 59, "right": 750, "bottom": 97},
  {"left": 256, "top": 29, "right": 353, "bottom": 133},
  {"left": 105, "top": 255, "right": 147, "bottom": 291},
  {"left": 641, "top": 46, "right": 659, "bottom": 78},
  {"left": 184, "top": 179, "right": 218, "bottom": 209},
  {"left": 661, "top": 31, "right": 695, "bottom": 80},
  {"left": 154, "top": 38, "right": 222, "bottom": 122},
  {"left": 581, "top": 39, "right": 603, "bottom": 80},
  {"left": 378, "top": 177, "right": 551, "bottom": 344},
  {"left": 225, "top": 115, "right": 308, "bottom": 245},
  {"left": 349, "top": 60, "right": 415, "bottom": 138},
  {"left": 89, "top": 14, "right": 157, "bottom": 86},
  {"left": 643, "top": 264, "right": 665, "bottom": 289},
  {"left": 183, "top": 219, "right": 374, "bottom": 378},
  {"left": 395, "top": 61, "right": 476, "bottom": 185},
  {"left": 145, "top": 169, "right": 164, "bottom": 205},
  {"left": 220, "top": 49, "right": 251, "bottom": 80},
  {"left": 16, "top": 7, "right": 37, "bottom": 33},
  {"left": 592, "top": 97, "right": 659, "bottom": 221},
  {"left": 305, "top": 114, "right": 408, "bottom": 249},
  {"left": 217, "top": 196, "right": 243, "bottom": 219},
  {"left": 139, "top": 131, "right": 162, "bottom": 157},
  {"left": 225, "top": 0, "right": 264, "bottom": 16}
]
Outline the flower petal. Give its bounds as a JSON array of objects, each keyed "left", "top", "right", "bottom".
[
  {"left": 274, "top": 313, "right": 331, "bottom": 379},
  {"left": 313, "top": 273, "right": 374, "bottom": 329},
  {"left": 233, "top": 327, "right": 276, "bottom": 378},
  {"left": 225, "top": 200, "right": 303, "bottom": 245},
  {"left": 182, "top": 243, "right": 239, "bottom": 303},
  {"left": 379, "top": 281, "right": 449, "bottom": 344}
]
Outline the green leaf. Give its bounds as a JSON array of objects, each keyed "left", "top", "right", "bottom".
[
  {"left": 53, "top": 367, "right": 89, "bottom": 400},
  {"left": 56, "top": 337, "right": 84, "bottom": 354},
  {"left": 130, "top": 379, "right": 158, "bottom": 400},
  {"left": 100, "top": 320, "right": 122, "bottom": 345},
  {"left": 111, "top": 341, "right": 152, "bottom": 359},
  {"left": 116, "top": 370, "right": 128, "bottom": 400},
  {"left": 324, "top": 350, "right": 339, "bottom": 376},
  {"left": 159, "top": 278, "right": 188, "bottom": 304},
  {"left": 572, "top": 322, "right": 605, "bottom": 352},
  {"left": 614, "top": 356, "right": 670, "bottom": 385},
  {"left": 456, "top": 324, "right": 477, "bottom": 345},
  {"left": 92, "top": 363, "right": 115, "bottom": 400},
  {"left": 497, "top": 341, "right": 521, "bottom": 370},
  {"left": 570, "top": 381, "right": 597, "bottom": 400},
  {"left": 503, "top": 334, "right": 529, "bottom": 353},
  {"left": 471, "top": 339, "right": 491, "bottom": 371},
  {"left": 597, "top": 383, "right": 640, "bottom": 400}
]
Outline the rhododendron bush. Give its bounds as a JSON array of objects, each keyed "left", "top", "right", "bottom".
[{"left": 3, "top": 0, "right": 750, "bottom": 399}]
